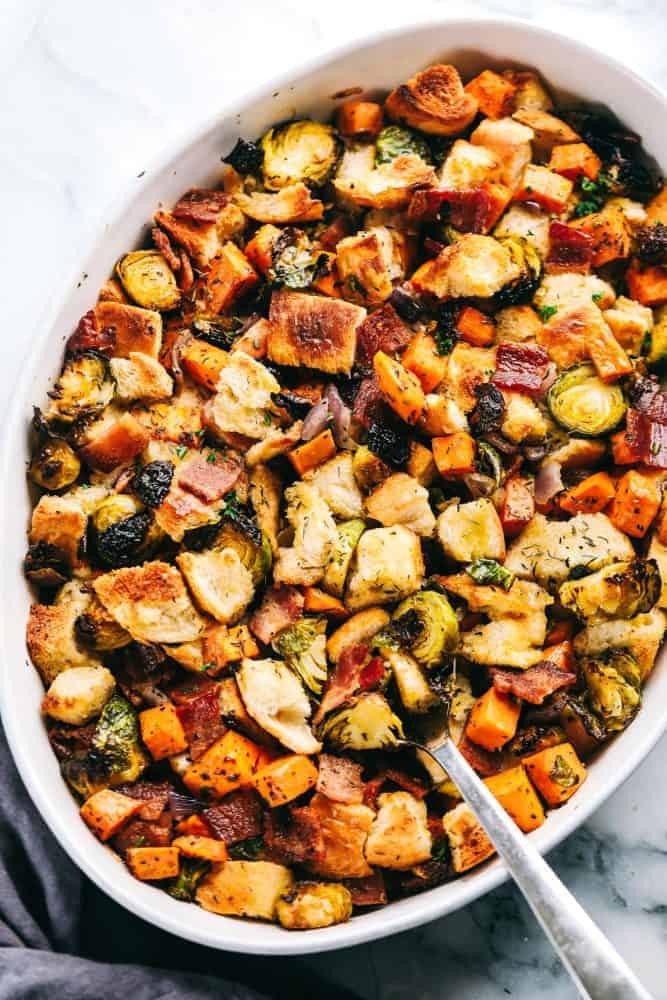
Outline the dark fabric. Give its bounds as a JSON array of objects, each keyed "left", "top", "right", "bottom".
[{"left": 0, "top": 722, "right": 360, "bottom": 1000}]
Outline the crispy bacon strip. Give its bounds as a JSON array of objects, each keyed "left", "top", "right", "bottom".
[
  {"left": 626, "top": 408, "right": 667, "bottom": 468},
  {"left": 546, "top": 220, "right": 593, "bottom": 274},
  {"left": 176, "top": 453, "right": 241, "bottom": 504},
  {"left": 356, "top": 304, "right": 412, "bottom": 368},
  {"left": 490, "top": 661, "right": 577, "bottom": 705},
  {"left": 492, "top": 341, "right": 550, "bottom": 396},
  {"left": 203, "top": 789, "right": 264, "bottom": 844},
  {"left": 409, "top": 187, "right": 497, "bottom": 233},
  {"left": 351, "top": 374, "right": 386, "bottom": 429},
  {"left": 173, "top": 682, "right": 225, "bottom": 760},
  {"left": 316, "top": 754, "right": 364, "bottom": 804},
  {"left": 344, "top": 872, "right": 387, "bottom": 907},
  {"left": 152, "top": 226, "right": 181, "bottom": 271},
  {"left": 249, "top": 585, "right": 304, "bottom": 645},
  {"left": 67, "top": 310, "right": 115, "bottom": 355},
  {"left": 458, "top": 735, "right": 516, "bottom": 777},
  {"left": 113, "top": 781, "right": 170, "bottom": 821},
  {"left": 173, "top": 188, "right": 230, "bottom": 224},
  {"left": 263, "top": 805, "right": 324, "bottom": 865}
]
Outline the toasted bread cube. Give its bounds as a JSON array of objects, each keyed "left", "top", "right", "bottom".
[
  {"left": 465, "top": 70, "right": 516, "bottom": 119},
  {"left": 326, "top": 608, "right": 390, "bottom": 663},
  {"left": 139, "top": 703, "right": 188, "bottom": 761},
  {"left": 419, "top": 395, "right": 470, "bottom": 436},
  {"left": 172, "top": 835, "right": 228, "bottom": 862},
  {"left": 177, "top": 549, "right": 254, "bottom": 625},
  {"left": 384, "top": 64, "right": 478, "bottom": 136},
  {"left": 29, "top": 494, "right": 88, "bottom": 569},
  {"left": 336, "top": 227, "right": 403, "bottom": 305},
  {"left": 365, "top": 791, "right": 432, "bottom": 869},
  {"left": 127, "top": 846, "right": 180, "bottom": 881},
  {"left": 503, "top": 69, "right": 553, "bottom": 112},
  {"left": 512, "top": 108, "right": 580, "bottom": 157},
  {"left": 42, "top": 666, "right": 115, "bottom": 726},
  {"left": 548, "top": 142, "right": 601, "bottom": 181},
  {"left": 411, "top": 234, "right": 520, "bottom": 300},
  {"left": 407, "top": 441, "right": 437, "bottom": 487},
  {"left": 437, "top": 498, "right": 505, "bottom": 562},
  {"left": 345, "top": 525, "right": 424, "bottom": 611},
  {"left": 79, "top": 412, "right": 150, "bottom": 472},
  {"left": 203, "top": 624, "right": 259, "bottom": 672},
  {"left": 81, "top": 788, "right": 143, "bottom": 842},
  {"left": 514, "top": 164, "right": 573, "bottom": 213},
  {"left": 442, "top": 803, "right": 495, "bottom": 873},
  {"left": 494, "top": 203, "right": 551, "bottom": 258},
  {"left": 194, "top": 242, "right": 258, "bottom": 315},
  {"left": 95, "top": 301, "right": 162, "bottom": 359},
  {"left": 27, "top": 597, "right": 103, "bottom": 685},
  {"left": 196, "top": 860, "right": 293, "bottom": 919},
  {"left": 244, "top": 224, "right": 281, "bottom": 275},
  {"left": 501, "top": 392, "right": 548, "bottom": 444},
  {"left": 235, "top": 184, "right": 324, "bottom": 224},
  {"left": 268, "top": 289, "right": 365, "bottom": 374},
  {"left": 110, "top": 352, "right": 173, "bottom": 401},
  {"left": 603, "top": 296, "right": 653, "bottom": 354},
  {"left": 183, "top": 730, "right": 261, "bottom": 799},
  {"left": 217, "top": 676, "right": 273, "bottom": 744},
  {"left": 309, "top": 793, "right": 375, "bottom": 879},
  {"left": 495, "top": 304, "right": 543, "bottom": 342},
  {"left": 276, "top": 882, "right": 353, "bottom": 929},
  {"left": 438, "top": 139, "right": 501, "bottom": 189},
  {"left": 573, "top": 206, "right": 631, "bottom": 267},
  {"left": 366, "top": 472, "right": 436, "bottom": 537},
  {"left": 470, "top": 117, "right": 534, "bottom": 190}
]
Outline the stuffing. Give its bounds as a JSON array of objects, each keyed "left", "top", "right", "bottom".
[
  {"left": 503, "top": 69, "right": 553, "bottom": 112},
  {"left": 547, "top": 437, "right": 606, "bottom": 469},
  {"left": 276, "top": 883, "right": 353, "bottom": 930},
  {"left": 500, "top": 391, "right": 549, "bottom": 443},
  {"left": 439, "top": 342, "right": 496, "bottom": 413},
  {"left": 177, "top": 549, "right": 254, "bottom": 624},
  {"left": 42, "top": 666, "right": 116, "bottom": 725},
  {"left": 437, "top": 499, "right": 506, "bottom": 563},
  {"left": 27, "top": 582, "right": 103, "bottom": 684},
  {"left": 235, "top": 183, "right": 324, "bottom": 224},
  {"left": 365, "top": 472, "right": 436, "bottom": 537},
  {"left": 305, "top": 453, "right": 364, "bottom": 519},
  {"left": 534, "top": 272, "right": 616, "bottom": 313},
  {"left": 268, "top": 288, "right": 365, "bottom": 375},
  {"left": 648, "top": 535, "right": 667, "bottom": 609},
  {"left": 384, "top": 63, "right": 478, "bottom": 136},
  {"left": 442, "top": 802, "right": 495, "bottom": 872},
  {"left": 196, "top": 861, "right": 293, "bottom": 920},
  {"left": 205, "top": 353, "right": 279, "bottom": 441},
  {"left": 495, "top": 304, "right": 543, "bottom": 342},
  {"left": 326, "top": 607, "right": 391, "bottom": 663},
  {"left": 109, "top": 352, "right": 173, "bottom": 402},
  {"left": 411, "top": 234, "right": 520, "bottom": 300},
  {"left": 308, "top": 793, "right": 375, "bottom": 879},
  {"left": 365, "top": 792, "right": 432, "bottom": 869},
  {"left": 505, "top": 513, "right": 634, "bottom": 588},
  {"left": 29, "top": 494, "right": 88, "bottom": 569},
  {"left": 470, "top": 117, "right": 534, "bottom": 189},
  {"left": 249, "top": 464, "right": 282, "bottom": 555},
  {"left": 336, "top": 226, "right": 405, "bottom": 305},
  {"left": 420, "top": 394, "right": 470, "bottom": 436},
  {"left": 237, "top": 657, "right": 322, "bottom": 754},
  {"left": 440, "top": 573, "right": 553, "bottom": 620},
  {"left": 345, "top": 525, "right": 424, "bottom": 611},
  {"left": 274, "top": 482, "right": 337, "bottom": 587},
  {"left": 603, "top": 296, "right": 653, "bottom": 355},
  {"left": 132, "top": 385, "right": 205, "bottom": 444},
  {"left": 334, "top": 154, "right": 436, "bottom": 210},
  {"left": 78, "top": 411, "right": 150, "bottom": 473},
  {"left": 94, "top": 301, "right": 162, "bottom": 359},
  {"left": 460, "top": 618, "right": 546, "bottom": 669},
  {"left": 438, "top": 139, "right": 501, "bottom": 189},
  {"left": 512, "top": 107, "right": 580, "bottom": 158},
  {"left": 573, "top": 608, "right": 667, "bottom": 681},
  {"left": 493, "top": 204, "right": 551, "bottom": 258},
  {"left": 246, "top": 422, "right": 303, "bottom": 467},
  {"left": 93, "top": 561, "right": 206, "bottom": 643}
]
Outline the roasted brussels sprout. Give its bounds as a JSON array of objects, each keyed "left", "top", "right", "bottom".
[
  {"left": 91, "top": 494, "right": 161, "bottom": 568},
  {"left": 223, "top": 137, "right": 264, "bottom": 176},
  {"left": 391, "top": 590, "right": 459, "bottom": 668},
  {"left": 495, "top": 237, "right": 542, "bottom": 307},
  {"left": 24, "top": 541, "right": 70, "bottom": 589},
  {"left": 276, "top": 881, "right": 353, "bottom": 929},
  {"left": 559, "top": 559, "right": 660, "bottom": 623},
  {"left": 260, "top": 120, "right": 340, "bottom": 190},
  {"left": 466, "top": 558, "right": 515, "bottom": 592},
  {"left": 580, "top": 650, "right": 641, "bottom": 733},
  {"left": 547, "top": 363, "right": 626, "bottom": 436},
  {"left": 319, "top": 692, "right": 404, "bottom": 750},
  {"left": 29, "top": 438, "right": 81, "bottom": 492},
  {"left": 134, "top": 460, "right": 174, "bottom": 508},
  {"left": 605, "top": 156, "right": 657, "bottom": 202},
  {"left": 47, "top": 352, "right": 115, "bottom": 424},
  {"left": 322, "top": 519, "right": 365, "bottom": 598},
  {"left": 75, "top": 596, "right": 132, "bottom": 651},
  {"left": 375, "top": 125, "right": 433, "bottom": 167},
  {"left": 382, "top": 647, "right": 439, "bottom": 713},
  {"left": 167, "top": 858, "right": 212, "bottom": 902},
  {"left": 211, "top": 521, "right": 272, "bottom": 587},
  {"left": 560, "top": 695, "right": 606, "bottom": 758},
  {"left": 116, "top": 251, "right": 181, "bottom": 311},
  {"left": 272, "top": 617, "right": 328, "bottom": 694},
  {"left": 92, "top": 692, "right": 147, "bottom": 782},
  {"left": 269, "top": 228, "right": 329, "bottom": 290}
]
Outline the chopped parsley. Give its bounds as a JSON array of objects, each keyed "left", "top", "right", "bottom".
[
  {"left": 466, "top": 559, "right": 515, "bottom": 591},
  {"left": 538, "top": 304, "right": 558, "bottom": 323},
  {"left": 229, "top": 836, "right": 264, "bottom": 860},
  {"left": 572, "top": 172, "right": 611, "bottom": 218},
  {"left": 592, "top": 292, "right": 603, "bottom": 304},
  {"left": 175, "top": 445, "right": 188, "bottom": 459}
]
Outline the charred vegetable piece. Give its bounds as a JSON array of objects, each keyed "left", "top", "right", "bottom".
[
  {"left": 391, "top": 590, "right": 459, "bottom": 668},
  {"left": 91, "top": 495, "right": 159, "bottom": 568},
  {"left": 211, "top": 521, "right": 272, "bottom": 587},
  {"left": 24, "top": 542, "right": 70, "bottom": 589},
  {"left": 134, "top": 460, "right": 174, "bottom": 508},
  {"left": 47, "top": 352, "right": 115, "bottom": 424},
  {"left": 269, "top": 229, "right": 329, "bottom": 290},
  {"left": 494, "top": 237, "right": 542, "bottom": 307},
  {"left": 260, "top": 120, "right": 340, "bottom": 190},
  {"left": 272, "top": 617, "right": 328, "bottom": 694},
  {"left": 367, "top": 420, "right": 409, "bottom": 469},
  {"left": 191, "top": 316, "right": 243, "bottom": 350},
  {"left": 559, "top": 559, "right": 660, "bottom": 622},
  {"left": 319, "top": 692, "right": 404, "bottom": 751},
  {"left": 92, "top": 692, "right": 147, "bottom": 782},
  {"left": 167, "top": 858, "right": 212, "bottom": 901},
  {"left": 29, "top": 438, "right": 81, "bottom": 491},
  {"left": 323, "top": 519, "right": 366, "bottom": 599},
  {"left": 276, "top": 881, "right": 353, "bottom": 929},
  {"left": 547, "top": 363, "right": 626, "bottom": 436},
  {"left": 580, "top": 650, "right": 641, "bottom": 732},
  {"left": 375, "top": 125, "right": 433, "bottom": 166},
  {"left": 466, "top": 558, "right": 515, "bottom": 592},
  {"left": 75, "top": 602, "right": 131, "bottom": 651},
  {"left": 116, "top": 251, "right": 181, "bottom": 311},
  {"left": 476, "top": 441, "right": 504, "bottom": 488},
  {"left": 605, "top": 156, "right": 657, "bottom": 202},
  {"left": 223, "top": 137, "right": 263, "bottom": 175},
  {"left": 469, "top": 384, "right": 505, "bottom": 436}
]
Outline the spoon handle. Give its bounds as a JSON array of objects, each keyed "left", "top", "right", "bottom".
[{"left": 426, "top": 740, "right": 654, "bottom": 1000}]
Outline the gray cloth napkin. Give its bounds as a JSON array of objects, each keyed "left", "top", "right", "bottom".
[{"left": 0, "top": 721, "right": 360, "bottom": 1000}]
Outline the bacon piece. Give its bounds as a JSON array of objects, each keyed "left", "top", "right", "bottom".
[
  {"left": 343, "top": 872, "right": 387, "bottom": 907},
  {"left": 458, "top": 734, "right": 516, "bottom": 777},
  {"left": 313, "top": 643, "right": 369, "bottom": 725},
  {"left": 66, "top": 310, "right": 115, "bottom": 355},
  {"left": 316, "top": 754, "right": 364, "bottom": 804},
  {"left": 409, "top": 186, "right": 498, "bottom": 233},
  {"left": 383, "top": 766, "right": 429, "bottom": 799},
  {"left": 203, "top": 789, "right": 264, "bottom": 844},
  {"left": 112, "top": 814, "right": 173, "bottom": 856},
  {"left": 626, "top": 408, "right": 667, "bottom": 468},
  {"left": 546, "top": 221, "right": 593, "bottom": 274},
  {"left": 632, "top": 377, "right": 667, "bottom": 424},
  {"left": 176, "top": 453, "right": 241, "bottom": 504},
  {"left": 113, "top": 781, "right": 171, "bottom": 821},
  {"left": 359, "top": 656, "right": 386, "bottom": 690},
  {"left": 490, "top": 661, "right": 577, "bottom": 705},
  {"left": 492, "top": 341, "right": 550, "bottom": 396},
  {"left": 363, "top": 773, "right": 387, "bottom": 809},
  {"left": 351, "top": 374, "right": 386, "bottom": 428},
  {"left": 172, "top": 188, "right": 230, "bottom": 224},
  {"left": 173, "top": 682, "right": 225, "bottom": 760},
  {"left": 249, "top": 585, "right": 304, "bottom": 645},
  {"left": 152, "top": 226, "right": 181, "bottom": 271},
  {"left": 263, "top": 805, "right": 324, "bottom": 865},
  {"left": 178, "top": 250, "right": 195, "bottom": 293},
  {"left": 356, "top": 304, "right": 412, "bottom": 368}
]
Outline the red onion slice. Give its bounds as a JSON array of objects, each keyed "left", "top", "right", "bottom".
[
  {"left": 301, "top": 399, "right": 330, "bottom": 441},
  {"left": 324, "top": 384, "right": 354, "bottom": 449},
  {"left": 534, "top": 460, "right": 564, "bottom": 505}
]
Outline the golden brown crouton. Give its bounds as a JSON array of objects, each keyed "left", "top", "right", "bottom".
[
  {"left": 308, "top": 793, "right": 375, "bottom": 879},
  {"left": 442, "top": 803, "right": 495, "bottom": 873},
  {"left": 94, "top": 301, "right": 162, "bottom": 359},
  {"left": 235, "top": 183, "right": 324, "bottom": 224},
  {"left": 177, "top": 549, "right": 254, "bottom": 624},
  {"left": 78, "top": 412, "right": 150, "bottom": 472},
  {"left": 196, "top": 861, "right": 293, "bottom": 919},
  {"left": 268, "top": 289, "right": 365, "bottom": 374},
  {"left": 29, "top": 495, "right": 88, "bottom": 568},
  {"left": 385, "top": 64, "right": 478, "bottom": 136},
  {"left": 109, "top": 352, "right": 173, "bottom": 402},
  {"left": 27, "top": 583, "right": 103, "bottom": 685}
]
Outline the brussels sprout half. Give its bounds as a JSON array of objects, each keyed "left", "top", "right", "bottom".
[
  {"left": 29, "top": 438, "right": 81, "bottom": 491},
  {"left": 268, "top": 228, "right": 330, "bottom": 290},
  {"left": 212, "top": 521, "right": 272, "bottom": 587},
  {"left": 260, "top": 120, "right": 341, "bottom": 190},
  {"left": 322, "top": 518, "right": 365, "bottom": 598},
  {"left": 495, "top": 237, "right": 542, "bottom": 307},
  {"left": 391, "top": 590, "right": 459, "bottom": 668},
  {"left": 547, "top": 363, "right": 626, "bottom": 436},
  {"left": 580, "top": 650, "right": 641, "bottom": 733},
  {"left": 559, "top": 558, "right": 660, "bottom": 622},
  {"left": 91, "top": 494, "right": 163, "bottom": 568},
  {"left": 62, "top": 692, "right": 147, "bottom": 798},
  {"left": 272, "top": 616, "right": 328, "bottom": 694},
  {"left": 116, "top": 250, "right": 181, "bottom": 311},
  {"left": 319, "top": 692, "right": 404, "bottom": 751},
  {"left": 47, "top": 352, "right": 115, "bottom": 424},
  {"left": 375, "top": 125, "right": 433, "bottom": 167}
]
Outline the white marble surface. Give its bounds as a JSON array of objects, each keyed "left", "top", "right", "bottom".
[{"left": 2, "top": 0, "right": 667, "bottom": 997}]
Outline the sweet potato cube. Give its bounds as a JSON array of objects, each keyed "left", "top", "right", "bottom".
[
  {"left": 172, "top": 835, "right": 229, "bottom": 862},
  {"left": 372, "top": 350, "right": 426, "bottom": 425},
  {"left": 407, "top": 441, "right": 437, "bottom": 487},
  {"left": 559, "top": 471, "right": 616, "bottom": 514},
  {"left": 455, "top": 306, "right": 496, "bottom": 347},
  {"left": 244, "top": 225, "right": 281, "bottom": 275},
  {"left": 432, "top": 432, "right": 476, "bottom": 477},
  {"left": 514, "top": 164, "right": 573, "bottom": 213},
  {"left": 609, "top": 470, "right": 660, "bottom": 538},
  {"left": 646, "top": 186, "right": 667, "bottom": 226},
  {"left": 303, "top": 587, "right": 348, "bottom": 617},
  {"left": 466, "top": 688, "right": 521, "bottom": 751},
  {"left": 573, "top": 208, "right": 631, "bottom": 267},
  {"left": 547, "top": 142, "right": 601, "bottom": 181},
  {"left": 500, "top": 475, "right": 535, "bottom": 536},
  {"left": 139, "top": 703, "right": 188, "bottom": 761},
  {"left": 180, "top": 339, "right": 228, "bottom": 391},
  {"left": 464, "top": 70, "right": 516, "bottom": 119},
  {"left": 252, "top": 754, "right": 319, "bottom": 807},
  {"left": 80, "top": 789, "right": 143, "bottom": 842},
  {"left": 484, "top": 765, "right": 545, "bottom": 832},
  {"left": 626, "top": 260, "right": 667, "bottom": 307},
  {"left": 523, "top": 742, "right": 587, "bottom": 806},
  {"left": 336, "top": 100, "right": 384, "bottom": 140},
  {"left": 195, "top": 242, "right": 258, "bottom": 315},
  {"left": 183, "top": 730, "right": 262, "bottom": 799},
  {"left": 175, "top": 814, "right": 212, "bottom": 837},
  {"left": 288, "top": 429, "right": 337, "bottom": 476},
  {"left": 401, "top": 331, "right": 448, "bottom": 392},
  {"left": 126, "top": 846, "right": 180, "bottom": 880},
  {"left": 79, "top": 412, "right": 150, "bottom": 472},
  {"left": 611, "top": 429, "right": 642, "bottom": 466}
]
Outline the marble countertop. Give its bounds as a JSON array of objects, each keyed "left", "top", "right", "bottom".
[{"left": 2, "top": 1, "right": 666, "bottom": 997}]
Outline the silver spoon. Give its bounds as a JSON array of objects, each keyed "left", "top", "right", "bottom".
[{"left": 407, "top": 731, "right": 654, "bottom": 1000}]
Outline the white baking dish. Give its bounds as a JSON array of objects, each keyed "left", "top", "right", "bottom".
[{"left": 2, "top": 17, "right": 666, "bottom": 957}]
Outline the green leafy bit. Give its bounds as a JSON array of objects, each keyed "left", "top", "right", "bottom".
[
  {"left": 166, "top": 858, "right": 211, "bottom": 901},
  {"left": 538, "top": 304, "right": 558, "bottom": 323},
  {"left": 549, "top": 754, "right": 580, "bottom": 788},
  {"left": 466, "top": 559, "right": 515, "bottom": 591},
  {"left": 229, "top": 836, "right": 264, "bottom": 860}
]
